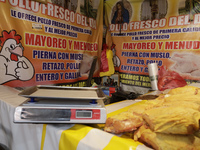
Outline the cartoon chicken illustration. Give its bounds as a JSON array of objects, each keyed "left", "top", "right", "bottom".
[{"left": 0, "top": 30, "right": 34, "bottom": 84}]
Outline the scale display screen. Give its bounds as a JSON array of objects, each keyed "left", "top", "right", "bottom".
[
  {"left": 21, "top": 108, "right": 71, "bottom": 121},
  {"left": 76, "top": 110, "right": 92, "bottom": 118}
]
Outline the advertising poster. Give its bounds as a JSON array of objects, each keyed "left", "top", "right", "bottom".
[
  {"left": 105, "top": 0, "right": 200, "bottom": 93},
  {"left": 0, "top": 0, "right": 103, "bottom": 87}
]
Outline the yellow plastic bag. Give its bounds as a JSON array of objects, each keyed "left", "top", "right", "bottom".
[{"left": 100, "top": 44, "right": 115, "bottom": 77}]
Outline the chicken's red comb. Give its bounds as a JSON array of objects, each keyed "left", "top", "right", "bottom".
[{"left": 0, "top": 30, "right": 21, "bottom": 47}]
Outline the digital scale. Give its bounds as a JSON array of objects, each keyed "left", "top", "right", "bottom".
[{"left": 14, "top": 85, "right": 107, "bottom": 124}]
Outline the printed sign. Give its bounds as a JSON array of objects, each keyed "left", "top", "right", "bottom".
[
  {"left": 0, "top": 0, "right": 103, "bottom": 87},
  {"left": 105, "top": 0, "right": 200, "bottom": 90}
]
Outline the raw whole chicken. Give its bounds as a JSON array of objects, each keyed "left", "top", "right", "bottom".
[{"left": 170, "top": 52, "right": 200, "bottom": 76}]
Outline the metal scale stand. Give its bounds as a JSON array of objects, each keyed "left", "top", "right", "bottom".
[{"left": 14, "top": 85, "right": 107, "bottom": 124}]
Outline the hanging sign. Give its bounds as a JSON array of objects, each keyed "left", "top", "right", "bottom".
[
  {"left": 0, "top": 0, "right": 103, "bottom": 87},
  {"left": 105, "top": 0, "right": 200, "bottom": 92}
]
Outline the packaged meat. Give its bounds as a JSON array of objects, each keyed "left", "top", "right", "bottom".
[
  {"left": 157, "top": 66, "right": 187, "bottom": 91},
  {"left": 104, "top": 111, "right": 143, "bottom": 134},
  {"left": 134, "top": 125, "right": 199, "bottom": 150}
]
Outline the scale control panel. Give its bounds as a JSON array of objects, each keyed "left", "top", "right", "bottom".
[
  {"left": 71, "top": 109, "right": 100, "bottom": 119},
  {"left": 14, "top": 106, "right": 106, "bottom": 124}
]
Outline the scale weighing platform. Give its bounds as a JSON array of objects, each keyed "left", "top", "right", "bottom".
[{"left": 14, "top": 85, "right": 107, "bottom": 124}]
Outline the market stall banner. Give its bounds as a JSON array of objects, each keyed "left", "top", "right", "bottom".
[
  {"left": 0, "top": 0, "right": 103, "bottom": 87},
  {"left": 105, "top": 0, "right": 200, "bottom": 92}
]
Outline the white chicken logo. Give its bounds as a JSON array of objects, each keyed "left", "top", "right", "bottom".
[{"left": 0, "top": 30, "right": 34, "bottom": 84}]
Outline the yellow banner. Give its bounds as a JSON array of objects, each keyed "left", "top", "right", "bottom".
[
  {"left": 105, "top": 0, "right": 200, "bottom": 89},
  {"left": 0, "top": 0, "right": 103, "bottom": 87}
]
